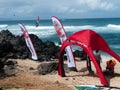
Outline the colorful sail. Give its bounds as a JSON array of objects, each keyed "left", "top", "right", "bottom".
[
  {"left": 18, "top": 23, "right": 38, "bottom": 60},
  {"left": 51, "top": 16, "right": 76, "bottom": 68}
]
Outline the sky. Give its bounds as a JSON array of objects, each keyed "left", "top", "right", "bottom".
[{"left": 0, "top": 0, "right": 120, "bottom": 20}]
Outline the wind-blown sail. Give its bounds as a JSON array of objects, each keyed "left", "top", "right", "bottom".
[
  {"left": 18, "top": 23, "right": 38, "bottom": 60},
  {"left": 36, "top": 16, "right": 40, "bottom": 27}
]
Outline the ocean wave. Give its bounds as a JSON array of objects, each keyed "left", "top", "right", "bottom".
[
  {"left": 25, "top": 25, "right": 95, "bottom": 30},
  {"left": 0, "top": 24, "right": 8, "bottom": 28},
  {"left": 25, "top": 25, "right": 54, "bottom": 30},
  {"left": 107, "top": 24, "right": 120, "bottom": 29},
  {"left": 25, "top": 25, "right": 94, "bottom": 31},
  {"left": 1, "top": 24, "right": 120, "bottom": 37},
  {"left": 0, "top": 23, "right": 106, "bottom": 32},
  {"left": 63, "top": 25, "right": 97, "bottom": 33},
  {"left": 64, "top": 25, "right": 94, "bottom": 29}
]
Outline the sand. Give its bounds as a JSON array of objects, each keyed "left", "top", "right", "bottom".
[{"left": 0, "top": 58, "right": 120, "bottom": 90}]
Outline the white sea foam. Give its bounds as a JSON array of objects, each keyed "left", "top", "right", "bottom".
[
  {"left": 0, "top": 24, "right": 8, "bottom": 28},
  {"left": 1, "top": 24, "right": 120, "bottom": 38},
  {"left": 64, "top": 25, "right": 93, "bottom": 29},
  {"left": 107, "top": 24, "right": 120, "bottom": 29},
  {"left": 25, "top": 25, "right": 54, "bottom": 30}
]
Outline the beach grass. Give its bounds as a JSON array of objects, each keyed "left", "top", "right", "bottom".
[{"left": 0, "top": 85, "right": 19, "bottom": 89}]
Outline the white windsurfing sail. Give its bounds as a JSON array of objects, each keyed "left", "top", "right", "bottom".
[
  {"left": 18, "top": 23, "right": 38, "bottom": 60},
  {"left": 52, "top": 16, "right": 76, "bottom": 67},
  {"left": 36, "top": 16, "right": 40, "bottom": 27}
]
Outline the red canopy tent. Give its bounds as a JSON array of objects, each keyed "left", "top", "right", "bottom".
[{"left": 58, "top": 29, "right": 120, "bottom": 86}]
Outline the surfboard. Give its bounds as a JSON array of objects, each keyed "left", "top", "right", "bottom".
[
  {"left": 18, "top": 23, "right": 38, "bottom": 60},
  {"left": 51, "top": 16, "right": 76, "bottom": 68}
]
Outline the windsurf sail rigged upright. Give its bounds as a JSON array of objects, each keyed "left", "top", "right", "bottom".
[
  {"left": 51, "top": 16, "right": 76, "bottom": 68},
  {"left": 36, "top": 16, "right": 40, "bottom": 27},
  {"left": 18, "top": 23, "right": 38, "bottom": 60}
]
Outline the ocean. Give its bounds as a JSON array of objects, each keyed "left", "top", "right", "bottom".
[{"left": 0, "top": 18, "right": 120, "bottom": 58}]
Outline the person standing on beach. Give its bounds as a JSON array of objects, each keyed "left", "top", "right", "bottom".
[
  {"left": 86, "top": 55, "right": 94, "bottom": 74},
  {"left": 95, "top": 50, "right": 102, "bottom": 67}
]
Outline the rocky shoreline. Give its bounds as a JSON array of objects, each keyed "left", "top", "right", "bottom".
[
  {"left": 0, "top": 30, "right": 87, "bottom": 77},
  {"left": 0, "top": 30, "right": 60, "bottom": 60}
]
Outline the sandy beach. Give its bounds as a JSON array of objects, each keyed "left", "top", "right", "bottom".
[{"left": 0, "top": 57, "right": 120, "bottom": 90}]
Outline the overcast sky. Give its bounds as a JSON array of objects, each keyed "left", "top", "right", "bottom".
[{"left": 0, "top": 0, "right": 120, "bottom": 20}]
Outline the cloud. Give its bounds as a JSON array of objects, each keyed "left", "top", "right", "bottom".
[
  {"left": 0, "top": 0, "right": 119, "bottom": 20},
  {"left": 47, "top": 0, "right": 118, "bottom": 15},
  {"left": 90, "top": 0, "right": 117, "bottom": 11},
  {"left": 76, "top": 0, "right": 117, "bottom": 11}
]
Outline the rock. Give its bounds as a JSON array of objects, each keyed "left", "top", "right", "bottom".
[
  {"left": 29, "top": 67, "right": 35, "bottom": 70},
  {"left": 4, "top": 65, "right": 16, "bottom": 76},
  {"left": 37, "top": 61, "right": 58, "bottom": 75},
  {"left": 74, "top": 50, "right": 87, "bottom": 60},
  {"left": 3, "top": 60, "right": 17, "bottom": 76},
  {"left": 37, "top": 61, "right": 70, "bottom": 75},
  {"left": 0, "top": 30, "right": 60, "bottom": 61},
  {"left": 55, "top": 80, "right": 60, "bottom": 85}
]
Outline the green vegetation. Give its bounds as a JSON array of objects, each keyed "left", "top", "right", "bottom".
[{"left": 0, "top": 85, "right": 19, "bottom": 89}]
